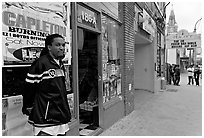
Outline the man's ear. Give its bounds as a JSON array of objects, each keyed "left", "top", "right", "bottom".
[{"left": 48, "top": 45, "right": 51, "bottom": 51}]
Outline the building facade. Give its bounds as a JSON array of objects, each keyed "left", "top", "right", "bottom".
[
  {"left": 134, "top": 2, "right": 167, "bottom": 93},
  {"left": 2, "top": 2, "right": 167, "bottom": 136}
]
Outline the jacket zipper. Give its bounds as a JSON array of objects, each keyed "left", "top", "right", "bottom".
[{"left": 45, "top": 101, "right": 50, "bottom": 119}]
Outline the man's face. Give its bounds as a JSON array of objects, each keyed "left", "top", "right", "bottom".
[{"left": 48, "top": 37, "right": 65, "bottom": 60}]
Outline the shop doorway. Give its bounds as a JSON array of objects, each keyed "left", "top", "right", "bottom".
[{"left": 77, "top": 28, "right": 99, "bottom": 135}]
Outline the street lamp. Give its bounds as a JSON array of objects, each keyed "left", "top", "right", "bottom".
[
  {"left": 191, "top": 18, "right": 202, "bottom": 65},
  {"left": 193, "top": 18, "right": 202, "bottom": 33}
]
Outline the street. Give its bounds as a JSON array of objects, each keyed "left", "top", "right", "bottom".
[{"left": 99, "top": 73, "right": 202, "bottom": 136}]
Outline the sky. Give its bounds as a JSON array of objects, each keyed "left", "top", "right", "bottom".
[{"left": 165, "top": 0, "right": 203, "bottom": 34}]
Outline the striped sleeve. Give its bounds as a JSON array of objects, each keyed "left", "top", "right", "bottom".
[{"left": 22, "top": 60, "right": 41, "bottom": 114}]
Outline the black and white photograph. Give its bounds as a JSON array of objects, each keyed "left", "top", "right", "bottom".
[{"left": 1, "top": 0, "right": 202, "bottom": 136}]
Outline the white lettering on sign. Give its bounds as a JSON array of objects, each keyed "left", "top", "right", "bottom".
[
  {"left": 2, "top": 11, "right": 66, "bottom": 37},
  {"left": 81, "top": 11, "right": 96, "bottom": 25},
  {"left": 166, "top": 33, "right": 201, "bottom": 49}
]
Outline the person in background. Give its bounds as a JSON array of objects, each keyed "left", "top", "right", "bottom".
[
  {"left": 198, "top": 64, "right": 202, "bottom": 79},
  {"left": 169, "top": 64, "right": 174, "bottom": 85},
  {"left": 194, "top": 65, "right": 201, "bottom": 86},
  {"left": 172, "top": 64, "right": 176, "bottom": 85},
  {"left": 22, "top": 34, "right": 71, "bottom": 136},
  {"left": 174, "top": 64, "right": 180, "bottom": 86},
  {"left": 187, "top": 65, "right": 194, "bottom": 85}
]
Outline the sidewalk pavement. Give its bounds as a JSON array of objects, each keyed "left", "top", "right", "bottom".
[{"left": 99, "top": 73, "right": 202, "bottom": 136}]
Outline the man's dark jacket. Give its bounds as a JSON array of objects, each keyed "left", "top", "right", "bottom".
[{"left": 22, "top": 54, "right": 71, "bottom": 127}]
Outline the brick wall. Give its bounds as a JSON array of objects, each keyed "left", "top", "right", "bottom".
[{"left": 119, "top": 2, "right": 135, "bottom": 115}]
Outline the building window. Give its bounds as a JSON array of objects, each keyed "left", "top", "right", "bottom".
[{"left": 101, "top": 14, "right": 122, "bottom": 103}]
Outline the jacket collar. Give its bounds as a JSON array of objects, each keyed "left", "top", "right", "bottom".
[{"left": 46, "top": 53, "right": 64, "bottom": 68}]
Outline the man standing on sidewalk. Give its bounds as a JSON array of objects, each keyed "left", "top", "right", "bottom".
[
  {"left": 194, "top": 65, "right": 201, "bottom": 86},
  {"left": 174, "top": 65, "right": 180, "bottom": 86},
  {"left": 187, "top": 65, "right": 194, "bottom": 85},
  {"left": 22, "top": 34, "right": 72, "bottom": 136}
]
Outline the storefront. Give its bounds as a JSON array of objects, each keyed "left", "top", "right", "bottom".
[
  {"left": 71, "top": 3, "right": 124, "bottom": 135},
  {"left": 2, "top": 2, "right": 74, "bottom": 135},
  {"left": 2, "top": 2, "right": 124, "bottom": 136}
]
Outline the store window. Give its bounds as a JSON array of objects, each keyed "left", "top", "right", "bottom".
[
  {"left": 2, "top": 2, "right": 75, "bottom": 120},
  {"left": 2, "top": 67, "right": 29, "bottom": 97},
  {"left": 101, "top": 14, "right": 122, "bottom": 103},
  {"left": 64, "top": 64, "right": 74, "bottom": 119}
]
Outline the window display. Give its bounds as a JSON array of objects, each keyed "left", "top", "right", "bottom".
[
  {"left": 65, "top": 65, "right": 74, "bottom": 118},
  {"left": 2, "top": 2, "right": 75, "bottom": 136},
  {"left": 101, "top": 14, "right": 122, "bottom": 103}
]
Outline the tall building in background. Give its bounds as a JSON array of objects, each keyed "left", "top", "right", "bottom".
[
  {"left": 166, "top": 5, "right": 183, "bottom": 66},
  {"left": 167, "top": 6, "right": 178, "bottom": 35}
]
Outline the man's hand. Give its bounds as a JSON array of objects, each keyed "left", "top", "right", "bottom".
[{"left": 22, "top": 107, "right": 32, "bottom": 116}]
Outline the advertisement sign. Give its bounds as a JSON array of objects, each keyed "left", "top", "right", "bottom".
[
  {"left": 143, "top": 9, "right": 156, "bottom": 37},
  {"left": 2, "top": 2, "right": 71, "bottom": 65},
  {"left": 166, "top": 33, "right": 201, "bottom": 49}
]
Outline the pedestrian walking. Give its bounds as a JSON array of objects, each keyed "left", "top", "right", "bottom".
[
  {"left": 22, "top": 34, "right": 71, "bottom": 136},
  {"left": 174, "top": 64, "right": 180, "bottom": 86},
  {"left": 194, "top": 65, "right": 201, "bottom": 86},
  {"left": 187, "top": 65, "right": 194, "bottom": 85}
]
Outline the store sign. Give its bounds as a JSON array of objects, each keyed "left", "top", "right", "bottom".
[
  {"left": 77, "top": 5, "right": 97, "bottom": 29},
  {"left": 166, "top": 34, "right": 201, "bottom": 49},
  {"left": 2, "top": 2, "right": 71, "bottom": 65},
  {"left": 142, "top": 9, "right": 156, "bottom": 37}
]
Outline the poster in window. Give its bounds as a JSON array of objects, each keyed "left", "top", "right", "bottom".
[
  {"left": 109, "top": 80, "right": 115, "bottom": 98},
  {"left": 67, "top": 94, "right": 74, "bottom": 118},
  {"left": 103, "top": 82, "right": 109, "bottom": 103},
  {"left": 102, "top": 41, "right": 108, "bottom": 62},
  {"left": 64, "top": 65, "right": 71, "bottom": 91},
  {"left": 107, "top": 22, "right": 117, "bottom": 60},
  {"left": 117, "top": 78, "right": 121, "bottom": 96},
  {"left": 101, "top": 15, "right": 108, "bottom": 41},
  {"left": 113, "top": 79, "right": 117, "bottom": 96},
  {"left": 111, "top": 64, "right": 116, "bottom": 75},
  {"left": 102, "top": 63, "right": 108, "bottom": 81},
  {"left": 2, "top": 2, "right": 70, "bottom": 65}
]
